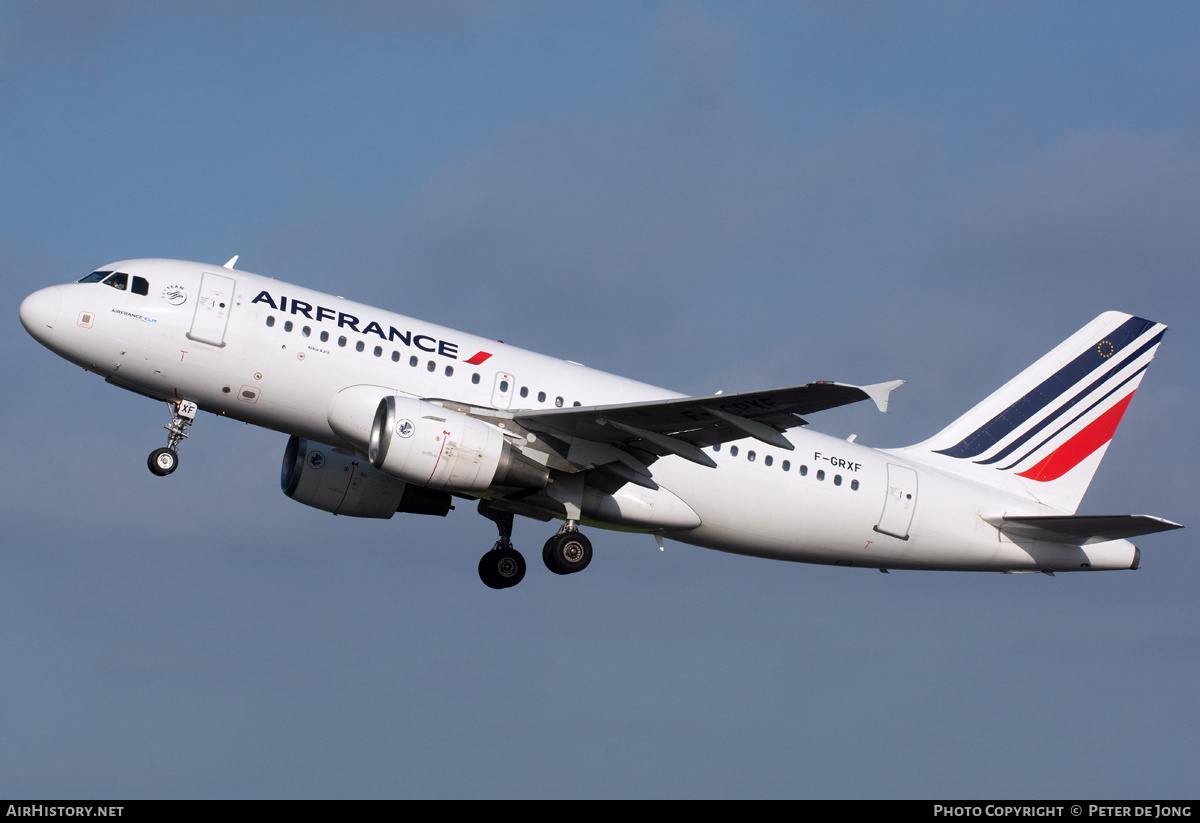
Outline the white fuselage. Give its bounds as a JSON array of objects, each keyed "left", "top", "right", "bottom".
[{"left": 20, "top": 259, "right": 1141, "bottom": 573}]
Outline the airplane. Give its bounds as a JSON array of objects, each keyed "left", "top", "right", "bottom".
[{"left": 19, "top": 257, "right": 1182, "bottom": 588}]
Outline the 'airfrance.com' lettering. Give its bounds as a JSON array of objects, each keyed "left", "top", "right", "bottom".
[{"left": 251, "top": 291, "right": 459, "bottom": 359}]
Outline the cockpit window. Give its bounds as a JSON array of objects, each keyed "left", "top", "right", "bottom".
[
  {"left": 78, "top": 271, "right": 111, "bottom": 283},
  {"left": 102, "top": 272, "right": 128, "bottom": 290},
  {"left": 131, "top": 276, "right": 149, "bottom": 296}
]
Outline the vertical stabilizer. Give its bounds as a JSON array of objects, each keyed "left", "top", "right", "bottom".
[{"left": 899, "top": 312, "right": 1167, "bottom": 513}]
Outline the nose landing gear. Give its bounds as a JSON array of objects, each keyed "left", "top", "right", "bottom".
[{"left": 147, "top": 399, "right": 197, "bottom": 477}]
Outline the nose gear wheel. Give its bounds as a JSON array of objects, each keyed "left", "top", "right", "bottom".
[{"left": 147, "top": 399, "right": 197, "bottom": 476}]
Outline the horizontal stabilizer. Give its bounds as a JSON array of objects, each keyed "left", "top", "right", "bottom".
[{"left": 984, "top": 514, "right": 1183, "bottom": 545}]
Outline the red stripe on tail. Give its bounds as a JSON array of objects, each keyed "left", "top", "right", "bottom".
[{"left": 1016, "top": 392, "right": 1135, "bottom": 483}]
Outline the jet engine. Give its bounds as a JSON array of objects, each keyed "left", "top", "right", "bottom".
[
  {"left": 281, "top": 435, "right": 452, "bottom": 518},
  {"left": 368, "top": 396, "right": 549, "bottom": 492}
]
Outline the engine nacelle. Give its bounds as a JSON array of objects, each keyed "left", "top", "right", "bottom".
[
  {"left": 368, "top": 396, "right": 548, "bottom": 492},
  {"left": 281, "top": 436, "right": 452, "bottom": 518}
]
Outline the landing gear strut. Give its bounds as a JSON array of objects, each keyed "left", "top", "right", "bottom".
[
  {"left": 478, "top": 502, "right": 525, "bottom": 589},
  {"left": 148, "top": 399, "right": 197, "bottom": 477}
]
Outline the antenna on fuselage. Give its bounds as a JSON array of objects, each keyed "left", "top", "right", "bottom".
[{"left": 223, "top": 255, "right": 239, "bottom": 270}]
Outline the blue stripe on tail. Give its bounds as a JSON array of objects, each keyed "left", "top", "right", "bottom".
[{"left": 933, "top": 316, "right": 1157, "bottom": 460}]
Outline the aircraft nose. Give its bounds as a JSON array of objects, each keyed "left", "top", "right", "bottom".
[{"left": 19, "top": 285, "right": 62, "bottom": 345}]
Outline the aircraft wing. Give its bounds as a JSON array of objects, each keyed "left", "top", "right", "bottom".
[{"left": 507, "top": 380, "right": 902, "bottom": 479}]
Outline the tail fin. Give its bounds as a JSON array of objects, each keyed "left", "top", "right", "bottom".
[{"left": 901, "top": 311, "right": 1167, "bottom": 513}]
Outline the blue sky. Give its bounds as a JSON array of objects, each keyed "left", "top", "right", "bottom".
[{"left": 2, "top": 1, "right": 1197, "bottom": 798}]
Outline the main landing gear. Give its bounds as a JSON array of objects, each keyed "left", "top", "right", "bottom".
[
  {"left": 477, "top": 502, "right": 525, "bottom": 589},
  {"left": 477, "top": 502, "right": 593, "bottom": 589},
  {"left": 147, "top": 399, "right": 197, "bottom": 477}
]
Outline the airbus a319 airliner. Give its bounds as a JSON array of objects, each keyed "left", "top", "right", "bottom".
[{"left": 20, "top": 258, "right": 1181, "bottom": 588}]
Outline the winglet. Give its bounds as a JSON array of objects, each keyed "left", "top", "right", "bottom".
[
  {"left": 223, "top": 255, "right": 239, "bottom": 270},
  {"left": 860, "top": 380, "right": 905, "bottom": 413}
]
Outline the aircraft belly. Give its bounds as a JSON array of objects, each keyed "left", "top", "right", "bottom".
[{"left": 648, "top": 453, "right": 890, "bottom": 564}]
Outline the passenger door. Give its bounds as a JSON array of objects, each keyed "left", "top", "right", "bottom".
[{"left": 188, "top": 271, "right": 235, "bottom": 347}]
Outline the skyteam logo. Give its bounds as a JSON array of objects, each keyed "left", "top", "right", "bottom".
[
  {"left": 933, "top": 314, "right": 1166, "bottom": 483},
  {"left": 396, "top": 419, "right": 415, "bottom": 438}
]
